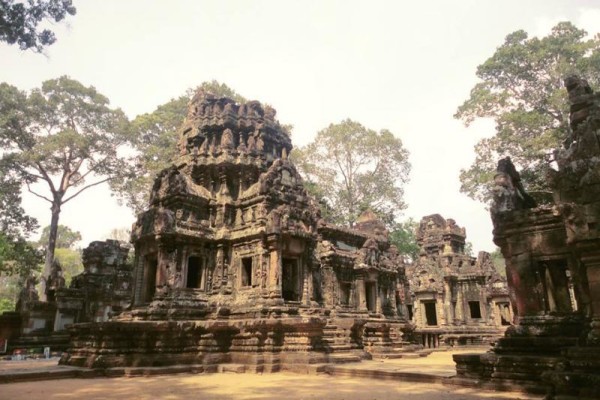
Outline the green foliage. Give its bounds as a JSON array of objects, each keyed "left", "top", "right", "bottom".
[
  {"left": 464, "top": 241, "right": 474, "bottom": 257},
  {"left": 0, "top": 168, "right": 37, "bottom": 237},
  {"left": 104, "top": 227, "right": 131, "bottom": 242},
  {"left": 112, "top": 95, "right": 188, "bottom": 213},
  {"left": 293, "top": 119, "right": 410, "bottom": 227},
  {"left": 197, "top": 80, "right": 246, "bottom": 103},
  {"left": 0, "top": 0, "right": 76, "bottom": 52},
  {"left": 0, "top": 169, "right": 41, "bottom": 277},
  {"left": 0, "top": 272, "right": 20, "bottom": 312},
  {"left": 0, "top": 233, "right": 42, "bottom": 277},
  {"left": 38, "top": 225, "right": 81, "bottom": 249},
  {"left": 0, "top": 297, "right": 15, "bottom": 313},
  {"left": 389, "top": 219, "right": 419, "bottom": 261},
  {"left": 456, "top": 22, "right": 600, "bottom": 204},
  {"left": 113, "top": 81, "right": 246, "bottom": 213},
  {"left": 0, "top": 76, "right": 130, "bottom": 276},
  {"left": 490, "top": 248, "right": 507, "bottom": 277},
  {"left": 54, "top": 247, "right": 81, "bottom": 286}
]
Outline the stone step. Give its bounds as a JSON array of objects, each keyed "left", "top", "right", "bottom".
[
  {"left": 218, "top": 363, "right": 246, "bottom": 373},
  {"left": 328, "top": 354, "right": 362, "bottom": 364},
  {"left": 307, "top": 363, "right": 331, "bottom": 374},
  {"left": 494, "top": 336, "right": 579, "bottom": 355}
]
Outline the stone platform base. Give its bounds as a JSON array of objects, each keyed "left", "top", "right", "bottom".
[{"left": 60, "top": 308, "right": 415, "bottom": 372}]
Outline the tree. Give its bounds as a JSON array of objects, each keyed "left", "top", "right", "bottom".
[
  {"left": 53, "top": 247, "right": 81, "bottom": 285},
  {"left": 0, "top": 76, "right": 129, "bottom": 297},
  {"left": 0, "top": 0, "right": 76, "bottom": 52},
  {"left": 490, "top": 248, "right": 506, "bottom": 278},
  {"left": 455, "top": 22, "right": 600, "bottom": 204},
  {"left": 104, "top": 227, "right": 131, "bottom": 242},
  {"left": 293, "top": 119, "right": 410, "bottom": 227},
  {"left": 0, "top": 168, "right": 41, "bottom": 278},
  {"left": 389, "top": 218, "right": 419, "bottom": 262},
  {"left": 464, "top": 242, "right": 474, "bottom": 257},
  {"left": 38, "top": 224, "right": 81, "bottom": 249},
  {"left": 113, "top": 81, "right": 246, "bottom": 213}
]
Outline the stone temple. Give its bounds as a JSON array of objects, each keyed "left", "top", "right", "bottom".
[
  {"left": 406, "top": 215, "right": 512, "bottom": 349},
  {"left": 60, "top": 91, "right": 426, "bottom": 371},
  {"left": 452, "top": 76, "right": 600, "bottom": 399}
]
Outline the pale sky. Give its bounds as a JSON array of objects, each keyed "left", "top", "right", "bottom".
[{"left": 2, "top": 0, "right": 600, "bottom": 252}]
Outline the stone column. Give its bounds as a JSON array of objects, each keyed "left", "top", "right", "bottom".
[
  {"left": 375, "top": 282, "right": 382, "bottom": 313},
  {"left": 215, "top": 244, "right": 225, "bottom": 291},
  {"left": 479, "top": 288, "right": 488, "bottom": 323},
  {"left": 156, "top": 245, "right": 170, "bottom": 288},
  {"left": 443, "top": 279, "right": 452, "bottom": 325},
  {"left": 583, "top": 254, "right": 600, "bottom": 344},
  {"left": 455, "top": 286, "right": 464, "bottom": 324},
  {"left": 436, "top": 295, "right": 445, "bottom": 325},
  {"left": 301, "top": 260, "right": 310, "bottom": 305},
  {"left": 321, "top": 266, "right": 333, "bottom": 307},
  {"left": 357, "top": 276, "right": 367, "bottom": 311},
  {"left": 267, "top": 235, "right": 281, "bottom": 298},
  {"left": 506, "top": 253, "right": 545, "bottom": 318}
]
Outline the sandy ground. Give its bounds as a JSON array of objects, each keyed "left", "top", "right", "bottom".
[
  {"left": 0, "top": 349, "right": 544, "bottom": 400},
  {"left": 0, "top": 372, "right": 543, "bottom": 400}
]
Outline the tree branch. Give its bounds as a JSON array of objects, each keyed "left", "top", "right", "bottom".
[
  {"left": 62, "top": 177, "right": 111, "bottom": 204},
  {"left": 26, "top": 183, "right": 53, "bottom": 203},
  {"left": 35, "top": 161, "right": 57, "bottom": 194}
]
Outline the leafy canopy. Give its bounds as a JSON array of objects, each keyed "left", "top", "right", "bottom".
[
  {"left": 0, "top": 0, "right": 76, "bottom": 52},
  {"left": 455, "top": 22, "right": 600, "bottom": 204},
  {"left": 38, "top": 224, "right": 81, "bottom": 249},
  {"left": 388, "top": 218, "right": 419, "bottom": 261},
  {"left": 113, "top": 81, "right": 246, "bottom": 213},
  {"left": 0, "top": 76, "right": 129, "bottom": 278},
  {"left": 0, "top": 168, "right": 41, "bottom": 277},
  {"left": 293, "top": 119, "right": 410, "bottom": 227}
]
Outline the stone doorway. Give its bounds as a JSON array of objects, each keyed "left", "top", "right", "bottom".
[
  {"left": 187, "top": 256, "right": 204, "bottom": 289},
  {"left": 143, "top": 255, "right": 158, "bottom": 303},
  {"left": 365, "top": 282, "right": 377, "bottom": 312},
  {"left": 424, "top": 301, "right": 438, "bottom": 326},
  {"left": 282, "top": 258, "right": 300, "bottom": 301}
]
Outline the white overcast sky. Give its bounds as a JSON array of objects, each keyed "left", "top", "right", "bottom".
[{"left": 2, "top": 0, "right": 600, "bottom": 252}]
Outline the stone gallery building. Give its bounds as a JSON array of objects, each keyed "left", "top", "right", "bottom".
[
  {"left": 60, "top": 91, "right": 425, "bottom": 371},
  {"left": 452, "top": 76, "right": 600, "bottom": 399},
  {"left": 406, "top": 214, "right": 511, "bottom": 349}
]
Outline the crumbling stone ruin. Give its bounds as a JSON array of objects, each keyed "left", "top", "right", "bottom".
[
  {"left": 54, "top": 240, "right": 132, "bottom": 330},
  {"left": 452, "top": 75, "right": 600, "bottom": 399},
  {"left": 60, "top": 91, "right": 423, "bottom": 372},
  {"left": 0, "top": 240, "right": 132, "bottom": 354},
  {"left": 406, "top": 215, "right": 512, "bottom": 349}
]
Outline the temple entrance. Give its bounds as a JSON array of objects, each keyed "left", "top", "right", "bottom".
[
  {"left": 187, "top": 256, "right": 204, "bottom": 289},
  {"left": 497, "top": 302, "right": 512, "bottom": 325},
  {"left": 282, "top": 258, "right": 300, "bottom": 301},
  {"left": 143, "top": 255, "right": 158, "bottom": 303},
  {"left": 539, "top": 260, "right": 574, "bottom": 313},
  {"left": 241, "top": 257, "right": 252, "bottom": 287},
  {"left": 365, "top": 281, "right": 377, "bottom": 312},
  {"left": 424, "top": 301, "right": 438, "bottom": 326},
  {"left": 469, "top": 301, "right": 482, "bottom": 319}
]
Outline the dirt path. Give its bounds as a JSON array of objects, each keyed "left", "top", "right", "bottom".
[{"left": 1, "top": 372, "right": 543, "bottom": 400}]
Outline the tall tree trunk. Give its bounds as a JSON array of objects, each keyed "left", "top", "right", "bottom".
[{"left": 40, "top": 200, "right": 61, "bottom": 301}]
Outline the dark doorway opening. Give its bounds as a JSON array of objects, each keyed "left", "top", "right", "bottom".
[
  {"left": 187, "top": 256, "right": 203, "bottom": 289},
  {"left": 144, "top": 255, "right": 158, "bottom": 303},
  {"left": 469, "top": 301, "right": 482, "bottom": 319},
  {"left": 498, "top": 303, "right": 511, "bottom": 325},
  {"left": 241, "top": 257, "right": 252, "bottom": 287},
  {"left": 282, "top": 258, "right": 300, "bottom": 301},
  {"left": 340, "top": 283, "right": 351, "bottom": 306},
  {"left": 365, "top": 282, "right": 377, "bottom": 312},
  {"left": 407, "top": 304, "right": 414, "bottom": 320},
  {"left": 424, "top": 301, "right": 438, "bottom": 326}
]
